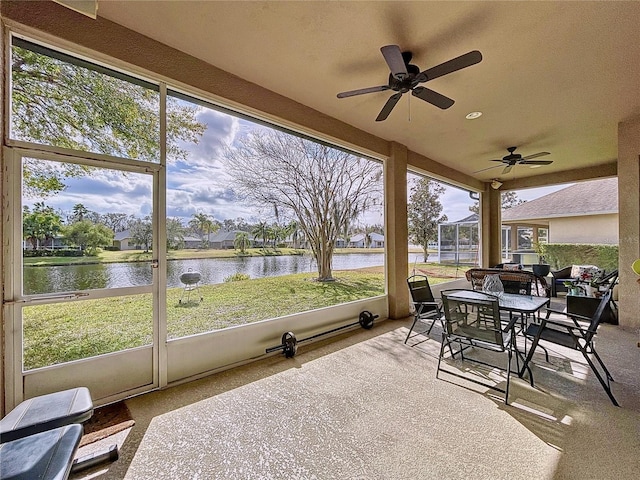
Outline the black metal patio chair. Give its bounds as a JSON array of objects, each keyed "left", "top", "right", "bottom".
[
  {"left": 405, "top": 274, "right": 443, "bottom": 344},
  {"left": 521, "top": 290, "right": 618, "bottom": 406},
  {"left": 436, "top": 289, "right": 518, "bottom": 404}
]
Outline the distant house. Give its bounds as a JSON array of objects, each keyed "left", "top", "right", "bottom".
[
  {"left": 348, "top": 233, "right": 384, "bottom": 248},
  {"left": 501, "top": 178, "right": 618, "bottom": 246},
  {"left": 281, "top": 233, "right": 309, "bottom": 249},
  {"left": 182, "top": 236, "right": 202, "bottom": 249},
  {"left": 115, "top": 230, "right": 202, "bottom": 250},
  {"left": 369, "top": 232, "right": 384, "bottom": 248},
  {"left": 348, "top": 234, "right": 365, "bottom": 248},
  {"left": 209, "top": 230, "right": 246, "bottom": 249},
  {"left": 113, "top": 229, "right": 139, "bottom": 250},
  {"left": 23, "top": 234, "right": 66, "bottom": 250}
]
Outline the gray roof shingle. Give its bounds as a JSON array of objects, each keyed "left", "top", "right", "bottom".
[{"left": 502, "top": 178, "right": 617, "bottom": 222}]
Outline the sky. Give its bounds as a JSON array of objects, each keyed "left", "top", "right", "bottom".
[
  {"left": 438, "top": 183, "right": 569, "bottom": 222},
  {"left": 25, "top": 104, "right": 569, "bottom": 227}
]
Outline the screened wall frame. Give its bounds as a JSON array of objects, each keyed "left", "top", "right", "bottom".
[
  {"left": 2, "top": 146, "right": 165, "bottom": 407},
  {"left": 2, "top": 28, "right": 391, "bottom": 407}
]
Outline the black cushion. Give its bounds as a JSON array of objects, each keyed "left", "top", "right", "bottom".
[
  {"left": 0, "top": 424, "right": 82, "bottom": 480},
  {"left": 0, "top": 387, "right": 93, "bottom": 443}
]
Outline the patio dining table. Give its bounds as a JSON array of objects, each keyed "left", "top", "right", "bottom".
[
  {"left": 443, "top": 290, "right": 550, "bottom": 319},
  {"left": 442, "top": 290, "right": 550, "bottom": 382}
]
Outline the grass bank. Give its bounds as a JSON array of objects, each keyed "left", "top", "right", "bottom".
[
  {"left": 22, "top": 264, "right": 464, "bottom": 370},
  {"left": 23, "top": 246, "right": 434, "bottom": 266},
  {"left": 23, "top": 247, "right": 308, "bottom": 266}
]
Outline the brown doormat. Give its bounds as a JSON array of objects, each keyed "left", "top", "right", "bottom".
[{"left": 80, "top": 401, "right": 135, "bottom": 447}]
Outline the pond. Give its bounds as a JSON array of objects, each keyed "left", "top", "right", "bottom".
[{"left": 23, "top": 253, "right": 388, "bottom": 295}]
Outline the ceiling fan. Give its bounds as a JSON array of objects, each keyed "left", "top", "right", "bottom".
[
  {"left": 337, "top": 45, "right": 482, "bottom": 121},
  {"left": 475, "top": 146, "right": 553, "bottom": 175}
]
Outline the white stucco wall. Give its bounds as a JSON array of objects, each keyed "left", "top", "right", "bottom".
[{"left": 548, "top": 214, "right": 618, "bottom": 244}]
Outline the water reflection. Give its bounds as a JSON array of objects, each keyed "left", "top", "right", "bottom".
[
  {"left": 23, "top": 253, "right": 385, "bottom": 295},
  {"left": 24, "top": 263, "right": 110, "bottom": 294}
]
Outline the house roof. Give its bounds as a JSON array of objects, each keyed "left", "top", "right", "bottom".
[
  {"left": 209, "top": 230, "right": 244, "bottom": 242},
  {"left": 113, "top": 229, "right": 130, "bottom": 241},
  {"left": 502, "top": 178, "right": 618, "bottom": 222},
  {"left": 349, "top": 233, "right": 384, "bottom": 242},
  {"left": 444, "top": 213, "right": 479, "bottom": 225}
]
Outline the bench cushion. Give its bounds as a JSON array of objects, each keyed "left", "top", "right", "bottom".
[
  {"left": 0, "top": 424, "right": 82, "bottom": 480},
  {"left": 1, "top": 387, "right": 93, "bottom": 443}
]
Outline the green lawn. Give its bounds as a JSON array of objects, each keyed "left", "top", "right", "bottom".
[{"left": 22, "top": 263, "right": 464, "bottom": 370}]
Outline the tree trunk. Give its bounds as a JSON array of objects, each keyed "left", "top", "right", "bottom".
[{"left": 317, "top": 249, "right": 333, "bottom": 281}]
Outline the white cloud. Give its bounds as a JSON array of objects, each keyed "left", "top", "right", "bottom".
[
  {"left": 171, "top": 108, "right": 239, "bottom": 168},
  {"left": 27, "top": 165, "right": 153, "bottom": 217}
]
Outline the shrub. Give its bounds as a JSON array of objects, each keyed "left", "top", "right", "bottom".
[
  {"left": 23, "top": 248, "right": 84, "bottom": 257},
  {"left": 540, "top": 243, "right": 618, "bottom": 271},
  {"left": 224, "top": 273, "right": 250, "bottom": 282}
]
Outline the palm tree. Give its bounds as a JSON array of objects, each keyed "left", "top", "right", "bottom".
[
  {"left": 285, "top": 220, "right": 301, "bottom": 249},
  {"left": 251, "top": 221, "right": 269, "bottom": 250},
  {"left": 270, "top": 223, "right": 287, "bottom": 251},
  {"left": 233, "top": 231, "right": 251, "bottom": 254},
  {"left": 189, "top": 212, "right": 218, "bottom": 248},
  {"left": 71, "top": 203, "right": 89, "bottom": 223}
]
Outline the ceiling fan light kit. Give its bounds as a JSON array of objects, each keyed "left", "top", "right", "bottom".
[{"left": 337, "top": 45, "right": 482, "bottom": 121}]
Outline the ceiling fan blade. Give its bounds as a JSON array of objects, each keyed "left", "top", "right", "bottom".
[
  {"left": 380, "top": 45, "right": 408, "bottom": 80},
  {"left": 473, "top": 164, "right": 503, "bottom": 173},
  {"left": 337, "top": 85, "right": 390, "bottom": 98},
  {"left": 502, "top": 164, "right": 513, "bottom": 174},
  {"left": 411, "top": 87, "right": 454, "bottom": 109},
  {"left": 522, "top": 151, "right": 551, "bottom": 160},
  {"left": 520, "top": 160, "right": 553, "bottom": 165},
  {"left": 376, "top": 92, "right": 403, "bottom": 122},
  {"left": 419, "top": 50, "right": 483, "bottom": 82}
]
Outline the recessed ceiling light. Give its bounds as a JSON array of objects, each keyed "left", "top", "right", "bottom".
[{"left": 465, "top": 111, "right": 482, "bottom": 120}]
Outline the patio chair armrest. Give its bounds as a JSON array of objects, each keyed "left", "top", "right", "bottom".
[
  {"left": 539, "top": 317, "right": 590, "bottom": 337},
  {"left": 544, "top": 308, "right": 592, "bottom": 329},
  {"left": 545, "top": 307, "right": 590, "bottom": 322},
  {"left": 501, "top": 315, "right": 520, "bottom": 333},
  {"left": 551, "top": 266, "right": 573, "bottom": 279}
]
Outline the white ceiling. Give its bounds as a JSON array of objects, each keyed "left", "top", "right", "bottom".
[{"left": 97, "top": 1, "right": 640, "bottom": 183}]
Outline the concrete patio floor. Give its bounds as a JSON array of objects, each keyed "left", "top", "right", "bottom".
[{"left": 73, "top": 297, "right": 639, "bottom": 479}]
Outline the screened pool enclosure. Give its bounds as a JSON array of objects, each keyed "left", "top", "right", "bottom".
[{"left": 437, "top": 214, "right": 480, "bottom": 266}]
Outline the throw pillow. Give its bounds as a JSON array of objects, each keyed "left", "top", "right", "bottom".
[{"left": 570, "top": 264, "right": 598, "bottom": 278}]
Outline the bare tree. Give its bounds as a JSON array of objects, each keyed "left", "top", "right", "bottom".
[
  {"left": 224, "top": 131, "right": 382, "bottom": 281},
  {"left": 130, "top": 216, "right": 153, "bottom": 252},
  {"left": 408, "top": 178, "right": 448, "bottom": 262}
]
